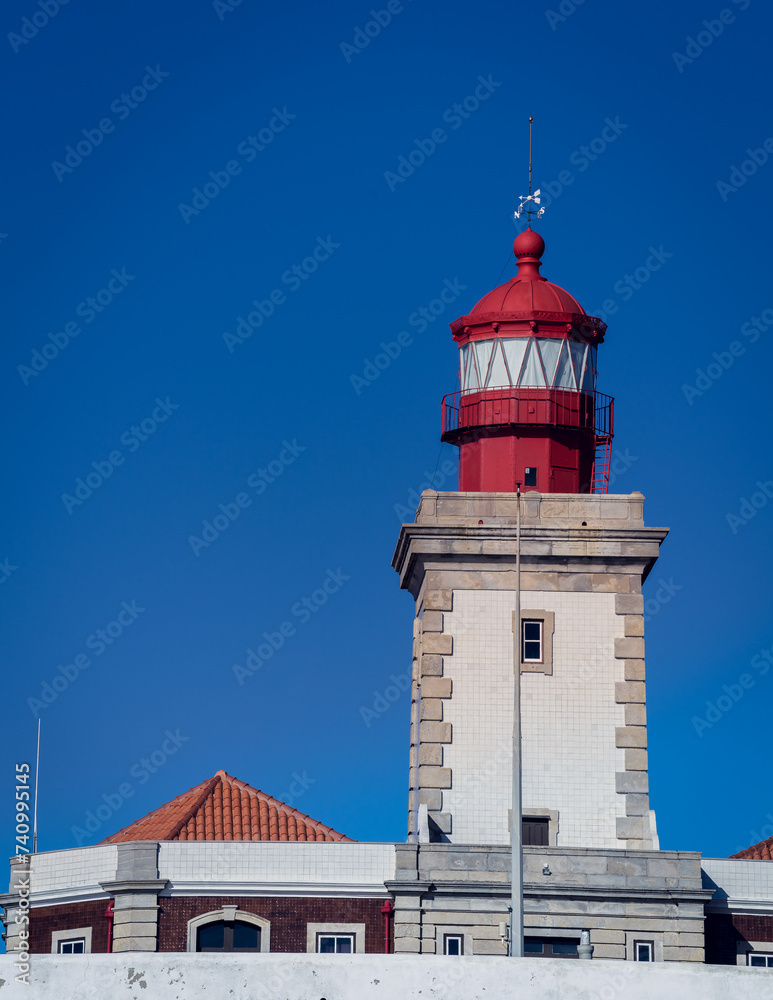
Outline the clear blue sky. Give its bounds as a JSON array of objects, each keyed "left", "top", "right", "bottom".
[{"left": 2, "top": 0, "right": 772, "bottom": 885}]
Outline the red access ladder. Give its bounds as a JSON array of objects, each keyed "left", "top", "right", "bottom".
[{"left": 591, "top": 434, "right": 613, "bottom": 494}]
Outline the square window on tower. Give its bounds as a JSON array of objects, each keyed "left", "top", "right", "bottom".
[{"left": 524, "top": 467, "right": 537, "bottom": 487}]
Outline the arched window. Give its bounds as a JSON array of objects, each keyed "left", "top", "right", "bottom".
[
  {"left": 197, "top": 919, "right": 260, "bottom": 952},
  {"left": 187, "top": 907, "right": 270, "bottom": 953}
]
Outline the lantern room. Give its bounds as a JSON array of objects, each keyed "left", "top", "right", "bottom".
[{"left": 441, "top": 228, "right": 614, "bottom": 494}]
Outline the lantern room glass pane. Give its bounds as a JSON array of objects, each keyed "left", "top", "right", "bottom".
[
  {"left": 538, "top": 339, "right": 562, "bottom": 387},
  {"left": 486, "top": 339, "right": 510, "bottom": 388},
  {"left": 503, "top": 339, "right": 528, "bottom": 384},
  {"left": 570, "top": 341, "right": 589, "bottom": 392},
  {"left": 554, "top": 341, "right": 576, "bottom": 389},
  {"left": 460, "top": 344, "right": 473, "bottom": 390},
  {"left": 587, "top": 345, "right": 598, "bottom": 390},
  {"left": 473, "top": 341, "right": 493, "bottom": 388},
  {"left": 520, "top": 338, "right": 546, "bottom": 387},
  {"left": 579, "top": 357, "right": 594, "bottom": 392}
]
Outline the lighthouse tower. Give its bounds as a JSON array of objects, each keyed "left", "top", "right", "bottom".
[{"left": 393, "top": 226, "right": 667, "bottom": 851}]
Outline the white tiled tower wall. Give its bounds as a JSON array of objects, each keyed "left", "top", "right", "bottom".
[{"left": 441, "top": 590, "right": 626, "bottom": 847}]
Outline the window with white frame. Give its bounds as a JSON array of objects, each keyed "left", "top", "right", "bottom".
[
  {"left": 306, "top": 922, "right": 364, "bottom": 954},
  {"left": 186, "top": 907, "right": 270, "bottom": 953},
  {"left": 634, "top": 940, "right": 654, "bottom": 962},
  {"left": 522, "top": 620, "right": 543, "bottom": 662},
  {"left": 444, "top": 934, "right": 463, "bottom": 955},
  {"left": 317, "top": 933, "right": 354, "bottom": 954},
  {"left": 749, "top": 953, "right": 773, "bottom": 968},
  {"left": 58, "top": 938, "right": 86, "bottom": 954},
  {"left": 515, "top": 610, "right": 555, "bottom": 675},
  {"left": 51, "top": 927, "right": 92, "bottom": 955}
]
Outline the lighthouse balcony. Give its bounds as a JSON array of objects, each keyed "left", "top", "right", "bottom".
[{"left": 441, "top": 387, "right": 614, "bottom": 442}]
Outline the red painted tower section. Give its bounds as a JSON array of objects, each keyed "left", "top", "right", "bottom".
[{"left": 441, "top": 228, "right": 614, "bottom": 494}]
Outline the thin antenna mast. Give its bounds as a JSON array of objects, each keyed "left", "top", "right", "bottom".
[
  {"left": 528, "top": 115, "right": 533, "bottom": 198},
  {"left": 32, "top": 719, "right": 40, "bottom": 854},
  {"left": 514, "top": 116, "right": 545, "bottom": 227}
]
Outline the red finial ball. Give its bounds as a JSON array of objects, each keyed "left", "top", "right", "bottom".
[{"left": 513, "top": 228, "right": 545, "bottom": 259}]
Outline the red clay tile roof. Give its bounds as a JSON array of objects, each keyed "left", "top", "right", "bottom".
[
  {"left": 101, "top": 771, "right": 353, "bottom": 844},
  {"left": 731, "top": 836, "right": 773, "bottom": 861}
]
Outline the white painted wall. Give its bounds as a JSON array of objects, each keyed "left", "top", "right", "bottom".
[
  {"left": 442, "top": 590, "right": 625, "bottom": 847},
  {"left": 6, "top": 842, "right": 395, "bottom": 907},
  {"left": 9, "top": 846, "right": 117, "bottom": 905},
  {"left": 703, "top": 858, "right": 773, "bottom": 902},
  {"left": 1, "top": 953, "right": 770, "bottom": 1000},
  {"left": 160, "top": 841, "right": 395, "bottom": 895}
]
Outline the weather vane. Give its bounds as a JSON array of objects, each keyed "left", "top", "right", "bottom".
[{"left": 513, "top": 116, "right": 545, "bottom": 225}]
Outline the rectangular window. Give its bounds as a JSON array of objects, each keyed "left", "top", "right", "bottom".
[
  {"left": 635, "top": 940, "right": 654, "bottom": 962},
  {"left": 58, "top": 939, "right": 86, "bottom": 954},
  {"left": 524, "top": 467, "right": 537, "bottom": 487},
  {"left": 317, "top": 934, "right": 354, "bottom": 954},
  {"left": 522, "top": 620, "right": 543, "bottom": 662},
  {"left": 524, "top": 937, "right": 578, "bottom": 958},
  {"left": 444, "top": 935, "right": 463, "bottom": 956},
  {"left": 749, "top": 954, "right": 773, "bottom": 967}
]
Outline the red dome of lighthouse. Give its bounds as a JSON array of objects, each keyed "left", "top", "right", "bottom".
[{"left": 469, "top": 228, "right": 586, "bottom": 316}]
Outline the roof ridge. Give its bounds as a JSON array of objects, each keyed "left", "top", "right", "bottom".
[{"left": 165, "top": 775, "right": 221, "bottom": 840}]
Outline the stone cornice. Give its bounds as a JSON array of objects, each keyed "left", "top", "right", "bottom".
[
  {"left": 387, "top": 878, "right": 714, "bottom": 905},
  {"left": 705, "top": 898, "right": 773, "bottom": 914},
  {"left": 100, "top": 878, "right": 168, "bottom": 894},
  {"left": 393, "top": 522, "right": 669, "bottom": 595},
  {"left": 158, "top": 881, "right": 390, "bottom": 898},
  {"left": 1, "top": 886, "right": 111, "bottom": 908}
]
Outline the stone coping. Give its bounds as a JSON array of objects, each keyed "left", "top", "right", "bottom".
[
  {"left": 413, "top": 490, "right": 652, "bottom": 528},
  {"left": 0, "top": 952, "right": 765, "bottom": 1000}
]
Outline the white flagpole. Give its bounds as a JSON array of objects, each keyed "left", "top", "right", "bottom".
[{"left": 510, "top": 482, "right": 523, "bottom": 957}]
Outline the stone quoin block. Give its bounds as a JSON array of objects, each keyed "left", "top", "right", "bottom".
[
  {"left": 420, "top": 654, "right": 443, "bottom": 676},
  {"left": 416, "top": 789, "right": 442, "bottom": 811},
  {"left": 429, "top": 811, "right": 452, "bottom": 833},
  {"left": 419, "top": 699, "right": 443, "bottom": 721},
  {"left": 624, "top": 659, "right": 646, "bottom": 680},
  {"left": 624, "top": 794, "right": 650, "bottom": 816},
  {"left": 616, "top": 771, "right": 649, "bottom": 794},
  {"left": 625, "top": 748, "right": 649, "bottom": 771},
  {"left": 624, "top": 615, "right": 645, "bottom": 637},
  {"left": 615, "top": 681, "right": 646, "bottom": 704},
  {"left": 424, "top": 590, "right": 453, "bottom": 611},
  {"left": 614, "top": 637, "right": 645, "bottom": 659},
  {"left": 615, "top": 593, "right": 645, "bottom": 615},
  {"left": 393, "top": 923, "right": 422, "bottom": 938},
  {"left": 625, "top": 703, "right": 647, "bottom": 726},
  {"left": 616, "top": 816, "right": 648, "bottom": 840},
  {"left": 419, "top": 721, "right": 452, "bottom": 743},
  {"left": 420, "top": 677, "right": 452, "bottom": 699},
  {"left": 419, "top": 744, "right": 443, "bottom": 766},
  {"left": 421, "top": 633, "right": 453, "bottom": 655},
  {"left": 421, "top": 611, "right": 444, "bottom": 632},
  {"left": 616, "top": 726, "right": 648, "bottom": 748},
  {"left": 418, "top": 766, "right": 452, "bottom": 789}
]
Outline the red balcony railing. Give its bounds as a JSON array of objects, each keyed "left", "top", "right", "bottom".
[{"left": 441, "top": 388, "right": 614, "bottom": 441}]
